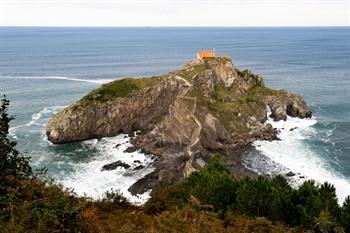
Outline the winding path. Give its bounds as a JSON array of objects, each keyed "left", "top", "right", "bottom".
[
  {"left": 183, "top": 108, "right": 202, "bottom": 177},
  {"left": 172, "top": 75, "right": 203, "bottom": 178}
]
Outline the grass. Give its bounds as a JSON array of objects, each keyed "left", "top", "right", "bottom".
[
  {"left": 177, "top": 63, "right": 208, "bottom": 81},
  {"left": 202, "top": 85, "right": 269, "bottom": 133},
  {"left": 235, "top": 69, "right": 264, "bottom": 85},
  {"left": 152, "top": 115, "right": 163, "bottom": 124},
  {"left": 80, "top": 76, "right": 161, "bottom": 104}
]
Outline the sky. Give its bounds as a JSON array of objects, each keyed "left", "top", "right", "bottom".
[{"left": 0, "top": 0, "right": 349, "bottom": 26}]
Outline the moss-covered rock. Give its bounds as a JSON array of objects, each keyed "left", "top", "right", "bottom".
[{"left": 80, "top": 76, "right": 161, "bottom": 104}]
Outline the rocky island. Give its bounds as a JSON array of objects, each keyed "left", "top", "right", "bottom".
[{"left": 46, "top": 56, "right": 311, "bottom": 196}]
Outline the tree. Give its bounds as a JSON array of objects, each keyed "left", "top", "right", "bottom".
[
  {"left": 0, "top": 95, "right": 32, "bottom": 203},
  {"left": 340, "top": 196, "right": 350, "bottom": 232},
  {"left": 290, "top": 180, "right": 323, "bottom": 228},
  {"left": 313, "top": 210, "right": 334, "bottom": 233},
  {"left": 269, "top": 175, "right": 294, "bottom": 222},
  {"left": 319, "top": 182, "right": 341, "bottom": 219},
  {"left": 184, "top": 153, "right": 238, "bottom": 212},
  {"left": 235, "top": 176, "right": 277, "bottom": 218}
]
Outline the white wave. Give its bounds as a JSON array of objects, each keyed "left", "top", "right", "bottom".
[
  {"left": 10, "top": 105, "right": 154, "bottom": 204},
  {"left": 56, "top": 134, "right": 155, "bottom": 205},
  {"left": 26, "top": 106, "right": 66, "bottom": 127},
  {"left": 9, "top": 124, "right": 25, "bottom": 139},
  {"left": 9, "top": 106, "right": 66, "bottom": 143},
  {"left": 0, "top": 75, "right": 113, "bottom": 84},
  {"left": 249, "top": 112, "right": 350, "bottom": 203}
]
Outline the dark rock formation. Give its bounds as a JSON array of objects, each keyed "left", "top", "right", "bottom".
[
  {"left": 124, "top": 146, "right": 137, "bottom": 153},
  {"left": 46, "top": 56, "right": 312, "bottom": 196},
  {"left": 133, "top": 165, "right": 145, "bottom": 171},
  {"left": 286, "top": 171, "right": 296, "bottom": 177},
  {"left": 101, "top": 161, "right": 130, "bottom": 171},
  {"left": 267, "top": 93, "right": 312, "bottom": 121}
]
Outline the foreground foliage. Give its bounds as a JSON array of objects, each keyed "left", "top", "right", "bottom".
[
  {"left": 147, "top": 154, "right": 350, "bottom": 232},
  {"left": 1, "top": 96, "right": 350, "bottom": 233}
]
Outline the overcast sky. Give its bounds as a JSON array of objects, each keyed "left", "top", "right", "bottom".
[{"left": 0, "top": 0, "right": 349, "bottom": 26}]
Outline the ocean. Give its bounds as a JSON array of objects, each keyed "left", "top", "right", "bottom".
[{"left": 0, "top": 27, "right": 349, "bottom": 203}]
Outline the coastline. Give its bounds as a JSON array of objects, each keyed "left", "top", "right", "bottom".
[
  {"left": 244, "top": 113, "right": 350, "bottom": 203},
  {"left": 9, "top": 102, "right": 350, "bottom": 205}
]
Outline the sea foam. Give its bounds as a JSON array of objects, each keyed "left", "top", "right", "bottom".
[
  {"left": 56, "top": 134, "right": 155, "bottom": 204},
  {"left": 10, "top": 106, "right": 155, "bottom": 205},
  {"left": 245, "top": 111, "right": 350, "bottom": 203}
]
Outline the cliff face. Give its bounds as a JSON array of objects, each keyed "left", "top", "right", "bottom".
[
  {"left": 46, "top": 76, "right": 187, "bottom": 144},
  {"left": 46, "top": 56, "right": 311, "bottom": 194}
]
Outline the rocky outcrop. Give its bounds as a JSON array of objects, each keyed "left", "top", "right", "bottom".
[
  {"left": 267, "top": 92, "right": 312, "bottom": 121},
  {"left": 46, "top": 75, "right": 190, "bottom": 144},
  {"left": 101, "top": 161, "right": 130, "bottom": 171},
  {"left": 46, "top": 56, "right": 312, "bottom": 195}
]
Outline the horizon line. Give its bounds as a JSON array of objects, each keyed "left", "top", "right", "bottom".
[{"left": 1, "top": 25, "right": 349, "bottom": 28}]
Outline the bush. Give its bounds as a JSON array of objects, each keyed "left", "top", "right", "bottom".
[
  {"left": 144, "top": 185, "right": 190, "bottom": 214},
  {"left": 102, "top": 189, "right": 129, "bottom": 207}
]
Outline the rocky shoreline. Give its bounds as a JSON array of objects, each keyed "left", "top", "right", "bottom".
[{"left": 46, "top": 56, "right": 312, "bottom": 196}]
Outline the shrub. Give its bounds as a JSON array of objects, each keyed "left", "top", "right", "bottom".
[
  {"left": 183, "top": 153, "right": 238, "bottom": 212},
  {"left": 144, "top": 185, "right": 190, "bottom": 214},
  {"left": 102, "top": 188, "right": 129, "bottom": 207}
]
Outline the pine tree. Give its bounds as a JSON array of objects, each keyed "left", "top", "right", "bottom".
[
  {"left": 313, "top": 210, "right": 334, "bottom": 233},
  {"left": 319, "top": 182, "right": 341, "bottom": 219},
  {"left": 0, "top": 95, "right": 32, "bottom": 194},
  {"left": 340, "top": 196, "right": 350, "bottom": 232}
]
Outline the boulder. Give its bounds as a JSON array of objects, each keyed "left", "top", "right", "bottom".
[
  {"left": 124, "top": 146, "right": 137, "bottom": 153},
  {"left": 286, "top": 171, "right": 296, "bottom": 177},
  {"left": 133, "top": 165, "right": 145, "bottom": 171},
  {"left": 101, "top": 161, "right": 130, "bottom": 171}
]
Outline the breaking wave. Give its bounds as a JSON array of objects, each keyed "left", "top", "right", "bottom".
[
  {"left": 244, "top": 112, "right": 350, "bottom": 203},
  {"left": 56, "top": 135, "right": 155, "bottom": 204},
  {"left": 10, "top": 106, "right": 155, "bottom": 204},
  {"left": 0, "top": 75, "right": 113, "bottom": 84}
]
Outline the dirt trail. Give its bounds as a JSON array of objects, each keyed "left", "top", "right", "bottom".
[
  {"left": 172, "top": 75, "right": 203, "bottom": 178},
  {"left": 183, "top": 104, "right": 202, "bottom": 178}
]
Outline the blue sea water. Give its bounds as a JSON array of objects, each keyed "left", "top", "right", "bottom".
[{"left": 0, "top": 27, "right": 349, "bottom": 202}]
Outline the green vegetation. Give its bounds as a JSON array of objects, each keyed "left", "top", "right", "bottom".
[
  {"left": 1, "top": 96, "right": 350, "bottom": 232},
  {"left": 147, "top": 154, "right": 350, "bottom": 232},
  {"left": 179, "top": 63, "right": 280, "bottom": 134},
  {"left": 235, "top": 69, "right": 265, "bottom": 86},
  {"left": 202, "top": 84, "right": 268, "bottom": 133},
  {"left": 177, "top": 63, "right": 208, "bottom": 81},
  {"left": 0, "top": 95, "right": 32, "bottom": 212},
  {"left": 151, "top": 115, "right": 163, "bottom": 124},
  {"left": 80, "top": 76, "right": 161, "bottom": 103}
]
